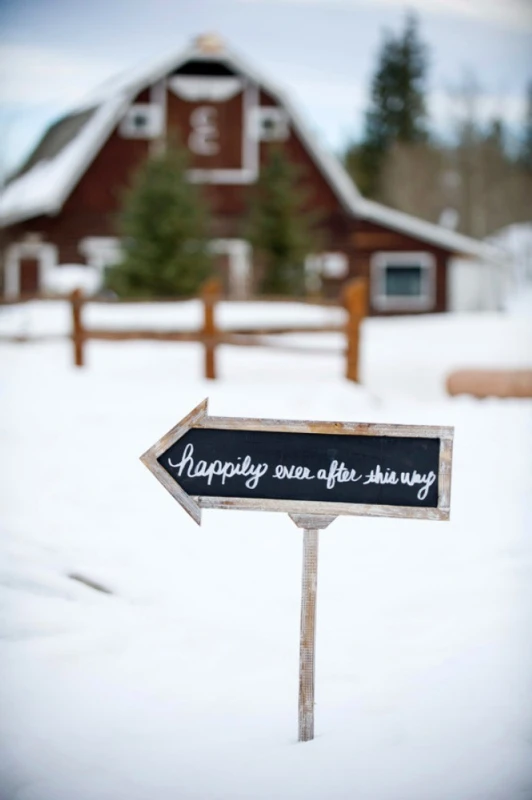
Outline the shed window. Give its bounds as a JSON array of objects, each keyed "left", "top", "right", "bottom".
[
  {"left": 385, "top": 265, "right": 422, "bottom": 297},
  {"left": 371, "top": 252, "right": 436, "bottom": 311}
]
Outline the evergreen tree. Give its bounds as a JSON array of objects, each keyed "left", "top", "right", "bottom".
[
  {"left": 344, "top": 13, "right": 428, "bottom": 198},
  {"left": 247, "top": 146, "right": 318, "bottom": 296},
  {"left": 519, "top": 81, "right": 532, "bottom": 171},
  {"left": 106, "top": 144, "right": 212, "bottom": 297}
]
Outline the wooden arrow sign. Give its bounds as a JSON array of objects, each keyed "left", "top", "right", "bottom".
[
  {"left": 141, "top": 398, "right": 454, "bottom": 743},
  {"left": 140, "top": 398, "right": 453, "bottom": 525}
]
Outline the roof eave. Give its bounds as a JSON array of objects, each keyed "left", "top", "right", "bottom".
[
  {"left": 0, "top": 201, "right": 59, "bottom": 228},
  {"left": 357, "top": 199, "right": 509, "bottom": 265},
  {"left": 0, "top": 95, "right": 130, "bottom": 230},
  {"left": 51, "top": 96, "right": 130, "bottom": 214}
]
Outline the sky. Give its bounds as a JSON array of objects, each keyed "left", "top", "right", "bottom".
[{"left": 0, "top": 0, "right": 531, "bottom": 176}]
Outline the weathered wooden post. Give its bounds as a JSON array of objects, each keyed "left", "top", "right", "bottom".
[
  {"left": 290, "top": 513, "right": 336, "bottom": 742},
  {"left": 343, "top": 277, "right": 368, "bottom": 383},
  {"left": 201, "top": 278, "right": 222, "bottom": 380},
  {"left": 71, "top": 288, "right": 85, "bottom": 368}
]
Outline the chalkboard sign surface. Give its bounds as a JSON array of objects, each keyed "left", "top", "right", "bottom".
[
  {"left": 159, "top": 428, "right": 440, "bottom": 507},
  {"left": 141, "top": 399, "right": 453, "bottom": 525}
]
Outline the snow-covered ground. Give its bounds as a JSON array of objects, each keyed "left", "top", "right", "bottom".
[{"left": 1, "top": 301, "right": 532, "bottom": 800}]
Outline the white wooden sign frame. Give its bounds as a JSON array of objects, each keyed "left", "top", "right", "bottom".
[{"left": 140, "top": 398, "right": 454, "bottom": 526}]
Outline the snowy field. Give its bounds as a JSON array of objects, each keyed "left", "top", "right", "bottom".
[{"left": 1, "top": 300, "right": 532, "bottom": 800}]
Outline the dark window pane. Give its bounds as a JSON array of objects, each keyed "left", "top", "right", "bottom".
[
  {"left": 172, "top": 60, "right": 236, "bottom": 77},
  {"left": 385, "top": 266, "right": 422, "bottom": 297}
]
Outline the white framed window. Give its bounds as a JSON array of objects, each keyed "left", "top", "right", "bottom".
[
  {"left": 250, "top": 107, "right": 289, "bottom": 141},
  {"left": 119, "top": 104, "right": 164, "bottom": 139},
  {"left": 371, "top": 252, "right": 436, "bottom": 312}
]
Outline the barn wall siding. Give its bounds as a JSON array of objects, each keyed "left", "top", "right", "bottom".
[{"left": 259, "top": 89, "right": 341, "bottom": 216}]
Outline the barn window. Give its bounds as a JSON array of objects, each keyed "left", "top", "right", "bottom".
[
  {"left": 171, "top": 60, "right": 236, "bottom": 77},
  {"left": 371, "top": 252, "right": 436, "bottom": 311},
  {"left": 250, "top": 107, "right": 289, "bottom": 141},
  {"left": 169, "top": 58, "right": 243, "bottom": 102},
  {"left": 119, "top": 104, "right": 163, "bottom": 139}
]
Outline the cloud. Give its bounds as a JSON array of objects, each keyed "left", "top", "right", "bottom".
[
  {"left": 237, "top": 0, "right": 532, "bottom": 31},
  {"left": 0, "top": 44, "right": 121, "bottom": 106}
]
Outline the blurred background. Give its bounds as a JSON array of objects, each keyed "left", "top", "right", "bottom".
[
  {"left": 0, "top": 0, "right": 532, "bottom": 312},
  {"left": 1, "top": 0, "right": 531, "bottom": 307},
  {"left": 1, "top": 0, "right": 531, "bottom": 226},
  {"left": 1, "top": 0, "right": 532, "bottom": 193}
]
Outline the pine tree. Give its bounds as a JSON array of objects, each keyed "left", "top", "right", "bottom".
[
  {"left": 247, "top": 146, "right": 319, "bottom": 296},
  {"left": 519, "top": 81, "right": 532, "bottom": 171},
  {"left": 344, "top": 13, "right": 428, "bottom": 198},
  {"left": 106, "top": 144, "right": 212, "bottom": 297}
]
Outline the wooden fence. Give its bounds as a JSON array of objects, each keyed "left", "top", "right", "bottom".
[
  {"left": 70, "top": 278, "right": 367, "bottom": 382},
  {"left": 2, "top": 279, "right": 368, "bottom": 382}
]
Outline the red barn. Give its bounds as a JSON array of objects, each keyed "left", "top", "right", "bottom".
[{"left": 0, "top": 33, "right": 502, "bottom": 312}]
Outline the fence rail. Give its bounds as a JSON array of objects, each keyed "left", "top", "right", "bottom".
[{"left": 2, "top": 279, "right": 368, "bottom": 381}]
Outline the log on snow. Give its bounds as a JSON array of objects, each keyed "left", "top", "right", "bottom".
[{"left": 446, "top": 369, "right": 532, "bottom": 399}]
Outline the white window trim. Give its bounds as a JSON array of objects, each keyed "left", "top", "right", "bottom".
[
  {"left": 4, "top": 240, "right": 58, "bottom": 297},
  {"left": 168, "top": 76, "right": 243, "bottom": 102},
  {"left": 371, "top": 251, "right": 436, "bottom": 312},
  {"left": 149, "top": 79, "right": 167, "bottom": 156}
]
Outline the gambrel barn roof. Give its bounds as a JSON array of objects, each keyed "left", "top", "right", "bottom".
[{"left": 0, "top": 35, "right": 504, "bottom": 263}]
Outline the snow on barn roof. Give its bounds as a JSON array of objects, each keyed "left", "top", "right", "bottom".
[
  {"left": 10, "top": 108, "right": 97, "bottom": 183},
  {"left": 0, "top": 35, "right": 504, "bottom": 263},
  {"left": 0, "top": 96, "right": 128, "bottom": 225}
]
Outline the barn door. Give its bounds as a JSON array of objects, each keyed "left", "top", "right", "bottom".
[{"left": 19, "top": 258, "right": 40, "bottom": 295}]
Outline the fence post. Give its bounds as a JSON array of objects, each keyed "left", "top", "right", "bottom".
[
  {"left": 201, "top": 278, "right": 222, "bottom": 380},
  {"left": 71, "top": 289, "right": 85, "bottom": 368},
  {"left": 342, "top": 277, "right": 368, "bottom": 383}
]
